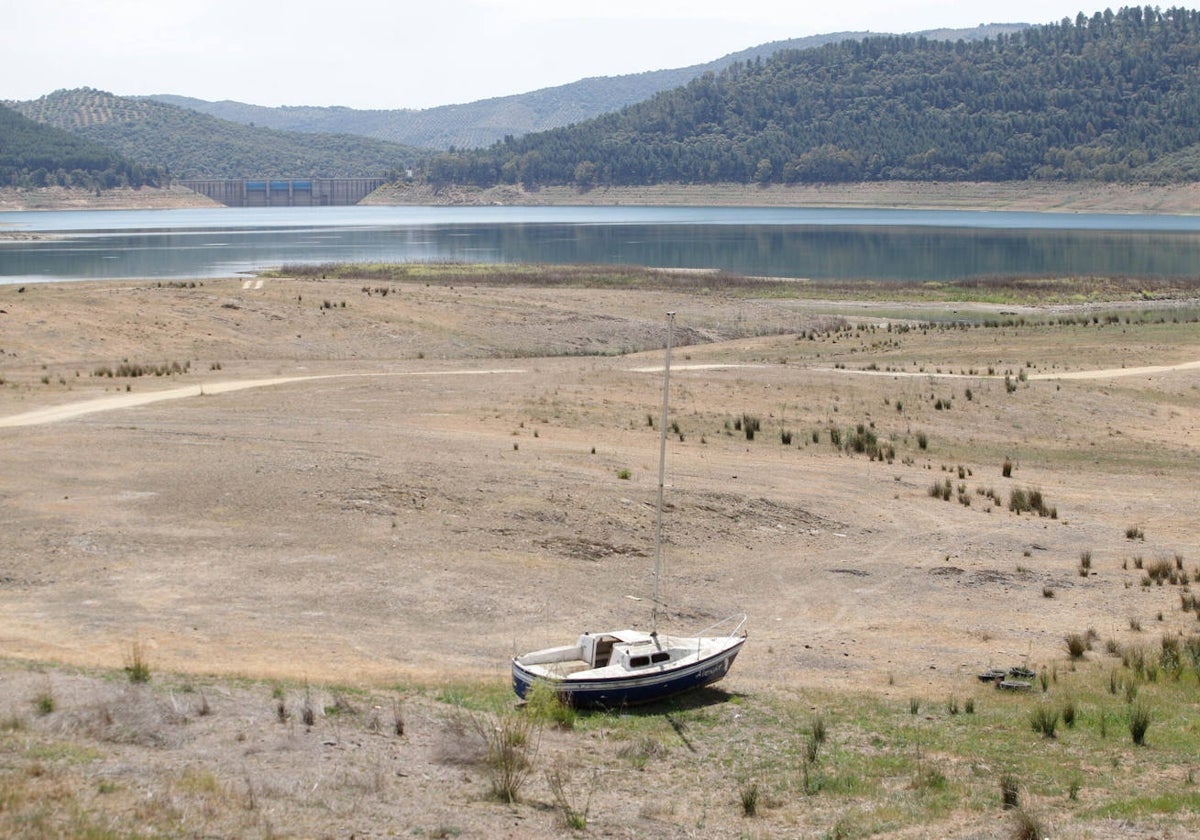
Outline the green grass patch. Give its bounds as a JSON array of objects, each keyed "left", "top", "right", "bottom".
[{"left": 1088, "top": 790, "right": 1200, "bottom": 819}]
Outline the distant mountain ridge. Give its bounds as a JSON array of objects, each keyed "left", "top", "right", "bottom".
[
  {"left": 425, "top": 8, "right": 1200, "bottom": 186},
  {"left": 148, "top": 24, "right": 1026, "bottom": 151}
]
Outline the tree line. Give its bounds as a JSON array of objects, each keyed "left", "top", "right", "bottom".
[{"left": 424, "top": 6, "right": 1200, "bottom": 187}]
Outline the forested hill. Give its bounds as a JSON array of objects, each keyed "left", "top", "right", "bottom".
[
  {"left": 147, "top": 25, "right": 1023, "bottom": 152},
  {"left": 5, "top": 89, "right": 426, "bottom": 179},
  {"left": 427, "top": 7, "right": 1200, "bottom": 187},
  {"left": 0, "top": 103, "right": 163, "bottom": 189}
]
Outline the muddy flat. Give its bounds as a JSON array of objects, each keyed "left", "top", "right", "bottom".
[{"left": 2, "top": 272, "right": 1199, "bottom": 837}]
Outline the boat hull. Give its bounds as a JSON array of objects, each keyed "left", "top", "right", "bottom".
[{"left": 513, "top": 636, "right": 745, "bottom": 708}]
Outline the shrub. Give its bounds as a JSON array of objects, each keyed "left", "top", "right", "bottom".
[
  {"left": 525, "top": 679, "right": 575, "bottom": 730},
  {"left": 1002, "top": 457, "right": 1013, "bottom": 477},
  {"left": 1065, "top": 633, "right": 1087, "bottom": 660},
  {"left": 472, "top": 710, "right": 539, "bottom": 803}
]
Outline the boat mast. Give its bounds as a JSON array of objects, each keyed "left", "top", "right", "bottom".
[{"left": 652, "top": 312, "right": 676, "bottom": 636}]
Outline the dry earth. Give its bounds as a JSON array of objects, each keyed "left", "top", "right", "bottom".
[
  {"left": 1, "top": 273, "right": 1200, "bottom": 837},
  {"left": 5, "top": 180, "right": 1200, "bottom": 214}
]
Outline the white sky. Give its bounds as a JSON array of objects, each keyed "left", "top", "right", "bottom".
[{"left": 3, "top": 0, "right": 1109, "bottom": 110}]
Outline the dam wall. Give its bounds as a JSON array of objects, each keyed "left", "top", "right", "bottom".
[{"left": 179, "top": 178, "right": 386, "bottom": 207}]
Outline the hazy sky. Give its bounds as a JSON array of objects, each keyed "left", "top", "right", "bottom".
[{"left": 5, "top": 0, "right": 1108, "bottom": 110}]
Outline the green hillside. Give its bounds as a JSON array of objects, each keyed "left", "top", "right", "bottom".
[
  {"left": 0, "top": 103, "right": 162, "bottom": 189},
  {"left": 148, "top": 25, "right": 1025, "bottom": 151},
  {"left": 425, "top": 7, "right": 1200, "bottom": 187},
  {"left": 5, "top": 89, "right": 426, "bottom": 179}
]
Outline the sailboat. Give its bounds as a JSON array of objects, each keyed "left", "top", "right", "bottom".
[{"left": 512, "top": 313, "right": 747, "bottom": 708}]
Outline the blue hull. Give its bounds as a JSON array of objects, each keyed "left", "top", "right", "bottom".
[{"left": 513, "top": 637, "right": 744, "bottom": 708}]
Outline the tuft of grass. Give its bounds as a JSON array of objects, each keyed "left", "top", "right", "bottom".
[
  {"left": 1011, "top": 808, "right": 1048, "bottom": 840},
  {"left": 1009, "top": 486, "right": 1055, "bottom": 517},
  {"left": 805, "top": 713, "right": 827, "bottom": 765},
  {"left": 1000, "top": 773, "right": 1020, "bottom": 809},
  {"left": 393, "top": 699, "right": 406, "bottom": 736},
  {"left": 617, "top": 736, "right": 666, "bottom": 770},
  {"left": 546, "top": 762, "right": 595, "bottom": 830},
  {"left": 124, "top": 641, "right": 151, "bottom": 683},
  {"left": 33, "top": 689, "right": 54, "bottom": 716},
  {"left": 1030, "top": 705, "right": 1059, "bottom": 739},
  {"left": 1065, "top": 633, "right": 1088, "bottom": 660},
  {"left": 739, "top": 780, "right": 760, "bottom": 817},
  {"left": 1129, "top": 702, "right": 1152, "bottom": 746}
]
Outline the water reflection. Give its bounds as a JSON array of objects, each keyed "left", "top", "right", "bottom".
[{"left": 3, "top": 212, "right": 1200, "bottom": 283}]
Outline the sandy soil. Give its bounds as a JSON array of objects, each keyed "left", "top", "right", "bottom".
[
  {"left": 2, "top": 274, "right": 1200, "bottom": 836},
  {"left": 368, "top": 181, "right": 1200, "bottom": 215},
  {"left": 0, "top": 185, "right": 218, "bottom": 213}
]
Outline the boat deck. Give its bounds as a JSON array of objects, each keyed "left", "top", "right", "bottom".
[{"left": 542, "top": 659, "right": 592, "bottom": 677}]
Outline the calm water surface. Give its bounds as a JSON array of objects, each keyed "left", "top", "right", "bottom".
[{"left": 2, "top": 205, "right": 1200, "bottom": 283}]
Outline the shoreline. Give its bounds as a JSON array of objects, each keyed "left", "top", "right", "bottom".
[
  {"left": 2, "top": 180, "right": 1199, "bottom": 215},
  {"left": 366, "top": 180, "right": 1200, "bottom": 215}
]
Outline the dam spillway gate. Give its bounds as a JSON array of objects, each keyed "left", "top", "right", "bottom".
[{"left": 179, "top": 177, "right": 386, "bottom": 207}]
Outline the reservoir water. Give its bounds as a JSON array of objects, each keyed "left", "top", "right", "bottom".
[{"left": 2, "top": 205, "right": 1200, "bottom": 284}]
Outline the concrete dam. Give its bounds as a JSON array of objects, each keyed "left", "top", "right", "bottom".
[{"left": 179, "top": 177, "right": 386, "bottom": 207}]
